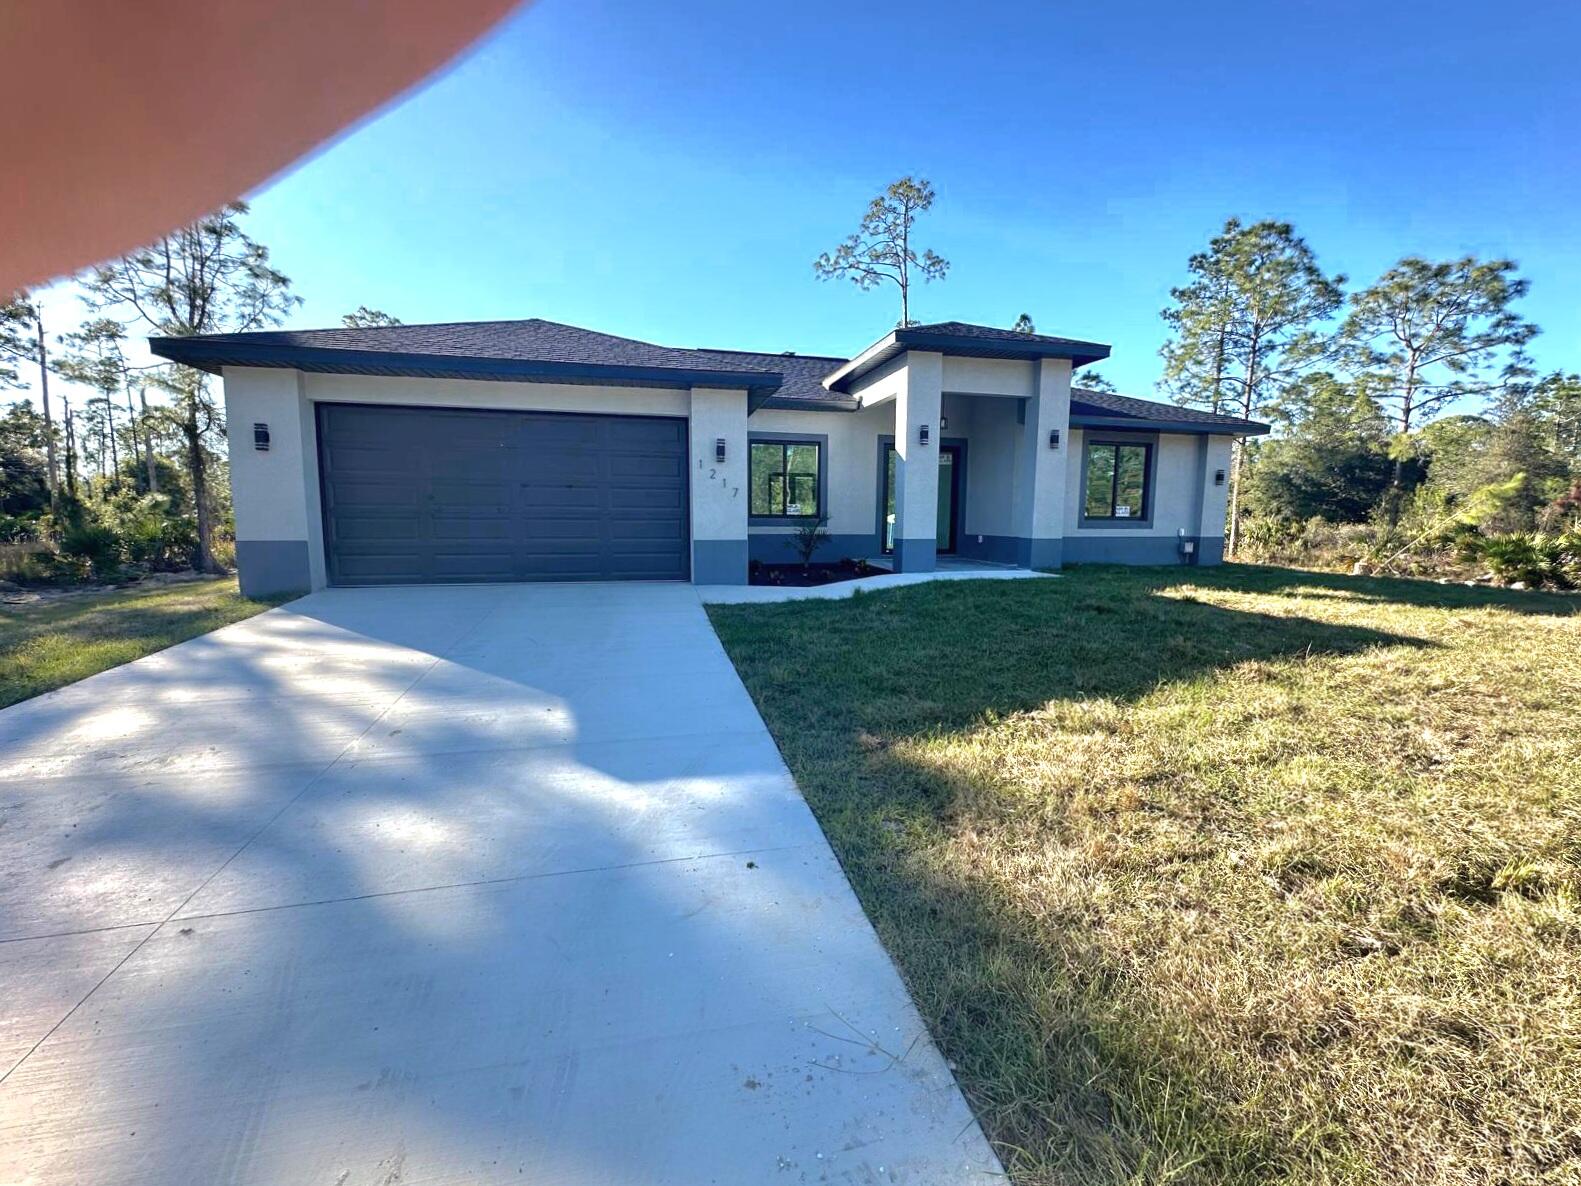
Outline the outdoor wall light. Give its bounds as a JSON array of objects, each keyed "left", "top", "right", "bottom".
[
  {"left": 919, "top": 424, "right": 930, "bottom": 446},
  {"left": 1214, "top": 468, "right": 1226, "bottom": 486},
  {"left": 939, "top": 414, "right": 949, "bottom": 431},
  {"left": 1048, "top": 428, "right": 1060, "bottom": 449},
  {"left": 715, "top": 437, "right": 727, "bottom": 464},
  {"left": 253, "top": 423, "right": 270, "bottom": 451}
]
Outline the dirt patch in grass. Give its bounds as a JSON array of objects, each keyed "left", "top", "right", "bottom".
[
  {"left": 0, "top": 577, "right": 285, "bottom": 708},
  {"left": 709, "top": 565, "right": 1581, "bottom": 1186}
]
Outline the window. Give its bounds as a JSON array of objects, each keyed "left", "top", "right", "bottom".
[
  {"left": 749, "top": 440, "right": 821, "bottom": 518},
  {"left": 1083, "top": 441, "right": 1151, "bottom": 520}
]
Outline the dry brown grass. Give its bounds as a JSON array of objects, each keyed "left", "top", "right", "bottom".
[{"left": 709, "top": 566, "right": 1581, "bottom": 1185}]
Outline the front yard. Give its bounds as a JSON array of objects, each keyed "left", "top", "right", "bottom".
[
  {"left": 708, "top": 566, "right": 1581, "bottom": 1186},
  {"left": 0, "top": 577, "right": 281, "bottom": 709}
]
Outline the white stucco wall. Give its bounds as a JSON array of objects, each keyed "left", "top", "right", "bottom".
[
  {"left": 687, "top": 387, "right": 749, "bottom": 573},
  {"left": 302, "top": 372, "right": 690, "bottom": 418},
  {"left": 1198, "top": 435, "right": 1234, "bottom": 540},
  {"left": 958, "top": 395, "right": 1019, "bottom": 540},
  {"left": 746, "top": 402, "right": 892, "bottom": 543},
  {"left": 1064, "top": 429, "right": 1227, "bottom": 538},
  {"left": 941, "top": 356, "right": 1036, "bottom": 398}
]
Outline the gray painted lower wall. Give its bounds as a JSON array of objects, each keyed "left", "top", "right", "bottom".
[
  {"left": 892, "top": 538, "right": 937, "bottom": 572},
  {"left": 236, "top": 539, "right": 311, "bottom": 598},
  {"left": 1197, "top": 536, "right": 1226, "bottom": 565},
  {"left": 692, "top": 538, "right": 749, "bottom": 584},
  {"left": 1063, "top": 535, "right": 1199, "bottom": 566},
  {"left": 748, "top": 532, "right": 879, "bottom": 565},
  {"left": 1017, "top": 537, "right": 1064, "bottom": 570}
]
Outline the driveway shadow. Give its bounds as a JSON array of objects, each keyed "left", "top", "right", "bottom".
[{"left": 0, "top": 584, "right": 997, "bottom": 1184}]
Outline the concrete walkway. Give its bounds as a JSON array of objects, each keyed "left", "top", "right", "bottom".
[
  {"left": 0, "top": 583, "right": 1000, "bottom": 1184},
  {"left": 700, "top": 562, "right": 1053, "bottom": 604}
]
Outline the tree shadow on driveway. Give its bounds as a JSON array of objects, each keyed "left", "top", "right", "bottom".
[{"left": 0, "top": 584, "right": 999, "bottom": 1184}]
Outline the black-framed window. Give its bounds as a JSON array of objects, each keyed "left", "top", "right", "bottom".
[
  {"left": 1083, "top": 441, "right": 1151, "bottom": 520},
  {"left": 749, "top": 440, "right": 821, "bottom": 518}
]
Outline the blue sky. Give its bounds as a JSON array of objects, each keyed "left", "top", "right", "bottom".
[{"left": 29, "top": 0, "right": 1581, "bottom": 405}]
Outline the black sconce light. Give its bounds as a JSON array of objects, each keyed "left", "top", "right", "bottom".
[
  {"left": 939, "top": 414, "right": 949, "bottom": 431},
  {"left": 715, "top": 438, "right": 727, "bottom": 464},
  {"left": 919, "top": 424, "right": 930, "bottom": 446},
  {"left": 253, "top": 423, "right": 270, "bottom": 451},
  {"left": 1214, "top": 468, "right": 1226, "bottom": 486},
  {"left": 1048, "top": 428, "right": 1060, "bottom": 450}
]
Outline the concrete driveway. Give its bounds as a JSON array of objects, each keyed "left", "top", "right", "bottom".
[{"left": 0, "top": 583, "right": 999, "bottom": 1184}]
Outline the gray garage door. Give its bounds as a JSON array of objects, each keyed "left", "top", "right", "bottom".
[{"left": 317, "top": 404, "right": 690, "bottom": 584}]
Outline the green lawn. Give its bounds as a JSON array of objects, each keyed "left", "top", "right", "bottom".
[
  {"left": 708, "top": 566, "right": 1581, "bottom": 1186},
  {"left": 0, "top": 578, "right": 284, "bottom": 709}
]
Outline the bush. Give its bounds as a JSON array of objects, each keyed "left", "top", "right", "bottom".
[
  {"left": 1466, "top": 531, "right": 1581, "bottom": 589},
  {"left": 56, "top": 514, "right": 123, "bottom": 579},
  {"left": 95, "top": 491, "right": 196, "bottom": 569}
]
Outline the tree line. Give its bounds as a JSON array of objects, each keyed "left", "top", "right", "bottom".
[
  {"left": 1157, "top": 218, "right": 1579, "bottom": 582},
  {"left": 815, "top": 181, "right": 1578, "bottom": 584},
  {"left": 6, "top": 186, "right": 1577, "bottom": 588},
  {"left": 0, "top": 205, "right": 397, "bottom": 584}
]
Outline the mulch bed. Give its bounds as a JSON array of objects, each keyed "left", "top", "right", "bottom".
[{"left": 748, "top": 559, "right": 885, "bottom": 587}]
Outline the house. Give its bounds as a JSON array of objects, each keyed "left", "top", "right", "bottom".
[{"left": 150, "top": 319, "right": 1270, "bottom": 596}]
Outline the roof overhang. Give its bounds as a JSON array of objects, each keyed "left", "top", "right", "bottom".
[
  {"left": 148, "top": 337, "right": 785, "bottom": 397},
  {"left": 824, "top": 326, "right": 1111, "bottom": 394},
  {"left": 1070, "top": 412, "right": 1271, "bottom": 437}
]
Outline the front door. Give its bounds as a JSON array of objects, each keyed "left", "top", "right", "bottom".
[{"left": 882, "top": 444, "right": 962, "bottom": 555}]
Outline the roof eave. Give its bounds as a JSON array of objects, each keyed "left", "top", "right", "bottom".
[
  {"left": 824, "top": 328, "right": 1113, "bottom": 394},
  {"left": 147, "top": 338, "right": 785, "bottom": 395},
  {"left": 1071, "top": 413, "right": 1270, "bottom": 436}
]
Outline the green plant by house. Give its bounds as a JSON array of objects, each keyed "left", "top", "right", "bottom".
[{"left": 791, "top": 514, "right": 830, "bottom": 568}]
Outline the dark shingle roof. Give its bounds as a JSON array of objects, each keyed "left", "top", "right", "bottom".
[
  {"left": 174, "top": 319, "right": 783, "bottom": 377},
  {"left": 908, "top": 321, "right": 1114, "bottom": 354},
  {"left": 1071, "top": 387, "right": 1269, "bottom": 435},
  {"left": 150, "top": 317, "right": 1264, "bottom": 431},
  {"left": 150, "top": 319, "right": 793, "bottom": 397}
]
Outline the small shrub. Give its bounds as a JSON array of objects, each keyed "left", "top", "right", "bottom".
[
  {"left": 1468, "top": 531, "right": 1581, "bottom": 589},
  {"left": 57, "top": 516, "right": 123, "bottom": 579},
  {"left": 791, "top": 515, "right": 830, "bottom": 568}
]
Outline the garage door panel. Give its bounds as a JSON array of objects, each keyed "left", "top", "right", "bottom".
[
  {"left": 431, "top": 552, "right": 519, "bottom": 580},
  {"left": 430, "top": 483, "right": 512, "bottom": 513},
  {"left": 431, "top": 517, "right": 512, "bottom": 542},
  {"left": 318, "top": 404, "right": 689, "bottom": 584},
  {"left": 332, "top": 514, "right": 425, "bottom": 543},
  {"left": 610, "top": 518, "right": 687, "bottom": 541},
  {"left": 334, "top": 554, "right": 428, "bottom": 582}
]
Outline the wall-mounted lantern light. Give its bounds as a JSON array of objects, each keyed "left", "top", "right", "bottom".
[
  {"left": 919, "top": 424, "right": 930, "bottom": 446},
  {"left": 715, "top": 438, "right": 727, "bottom": 464},
  {"left": 1048, "top": 428, "right": 1061, "bottom": 450},
  {"left": 1214, "top": 468, "right": 1226, "bottom": 486},
  {"left": 939, "top": 415, "right": 949, "bottom": 431},
  {"left": 253, "top": 423, "right": 270, "bottom": 451}
]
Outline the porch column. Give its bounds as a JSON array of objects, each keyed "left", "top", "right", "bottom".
[
  {"left": 688, "top": 386, "right": 749, "bottom": 584},
  {"left": 892, "top": 351, "right": 943, "bottom": 572},
  {"left": 1011, "top": 357, "right": 1072, "bottom": 568}
]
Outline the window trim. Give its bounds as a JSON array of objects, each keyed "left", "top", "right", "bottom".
[
  {"left": 1077, "top": 431, "right": 1158, "bottom": 528},
  {"left": 748, "top": 432, "right": 828, "bottom": 524}
]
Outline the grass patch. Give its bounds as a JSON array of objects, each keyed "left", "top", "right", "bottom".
[
  {"left": 708, "top": 565, "right": 1581, "bottom": 1186},
  {"left": 0, "top": 578, "right": 284, "bottom": 708}
]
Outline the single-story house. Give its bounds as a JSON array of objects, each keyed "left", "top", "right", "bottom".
[{"left": 150, "top": 319, "right": 1269, "bottom": 596}]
